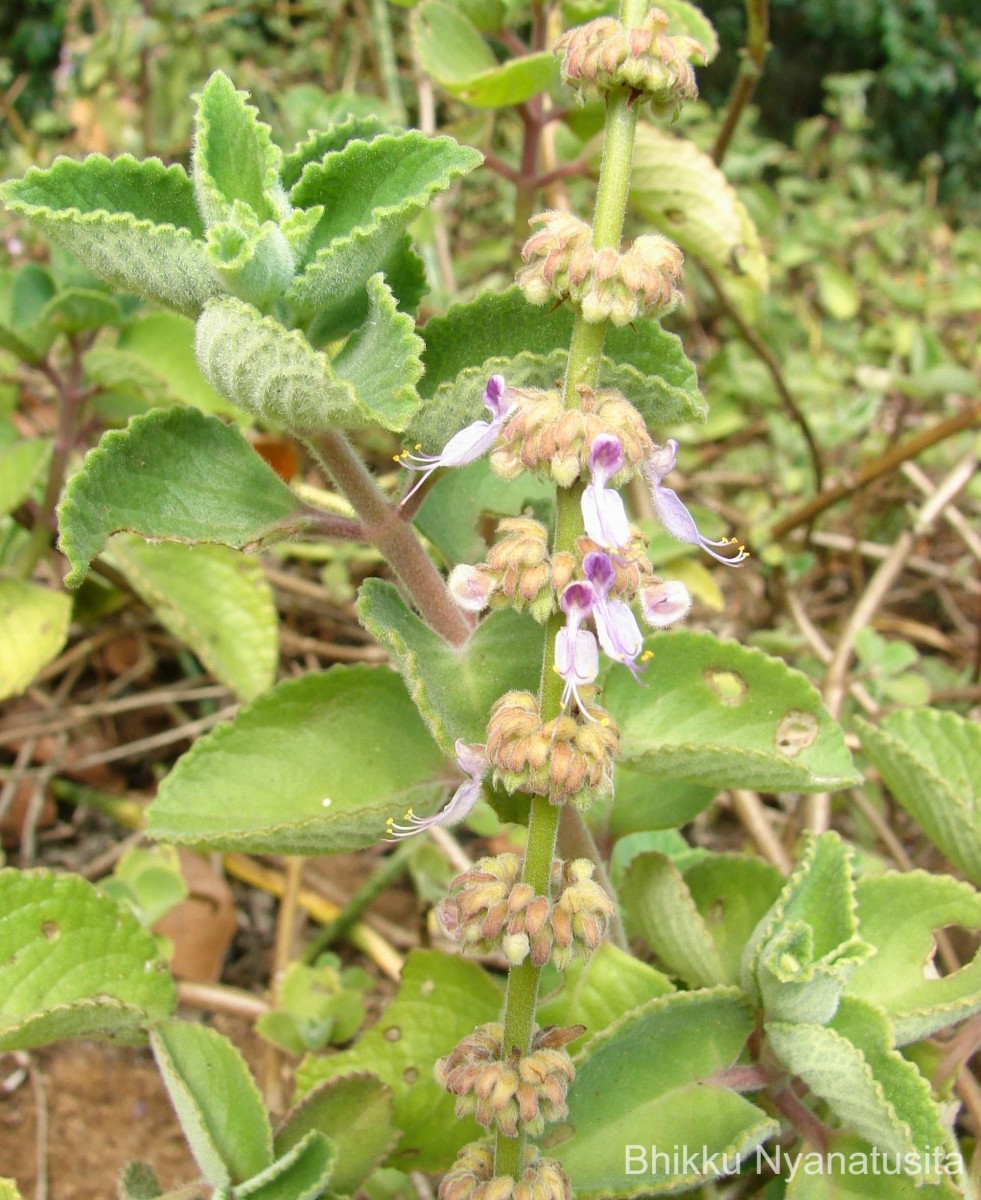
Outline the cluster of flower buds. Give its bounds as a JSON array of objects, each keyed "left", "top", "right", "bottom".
[
  {"left": 517, "top": 210, "right": 684, "bottom": 327},
  {"left": 486, "top": 690, "right": 619, "bottom": 810},
  {"left": 438, "top": 853, "right": 616, "bottom": 969},
  {"left": 555, "top": 8, "right": 705, "bottom": 116},
  {"left": 436, "top": 1023, "right": 581, "bottom": 1138},
  {"left": 492, "top": 383, "right": 652, "bottom": 487},
  {"left": 440, "top": 1141, "right": 571, "bottom": 1200},
  {"left": 449, "top": 518, "right": 555, "bottom": 623}
]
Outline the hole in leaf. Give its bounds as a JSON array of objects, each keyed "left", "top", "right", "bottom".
[
  {"left": 704, "top": 670, "right": 746, "bottom": 705},
  {"left": 776, "top": 711, "right": 818, "bottom": 756},
  {"left": 41, "top": 920, "right": 60, "bottom": 941},
  {"left": 928, "top": 926, "right": 981, "bottom": 978},
  {"left": 383, "top": 1025, "right": 402, "bottom": 1042},
  {"left": 420, "top": 980, "right": 436, "bottom": 998},
  {"left": 403, "top": 1067, "right": 419, "bottom": 1084}
]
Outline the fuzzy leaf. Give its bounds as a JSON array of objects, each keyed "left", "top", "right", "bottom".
[
  {"left": 409, "top": 286, "right": 704, "bottom": 452},
  {"left": 0, "top": 264, "right": 57, "bottom": 362},
  {"left": 847, "top": 871, "right": 981, "bottom": 1044},
  {"left": 765, "top": 997, "right": 950, "bottom": 1180},
  {"left": 357, "top": 578, "right": 545, "bottom": 752},
  {"left": 57, "top": 407, "right": 314, "bottom": 587},
  {"left": 146, "top": 666, "right": 446, "bottom": 854},
  {"left": 608, "top": 766, "right": 717, "bottom": 834},
  {"left": 741, "top": 832, "right": 873, "bottom": 1025},
  {"left": 411, "top": 2, "right": 557, "bottom": 107},
  {"left": 0, "top": 580, "right": 72, "bottom": 702},
  {"left": 106, "top": 537, "right": 278, "bottom": 702},
  {"left": 621, "top": 852, "right": 726, "bottom": 987},
  {"left": 0, "top": 869, "right": 175, "bottom": 1051},
  {"left": 117, "top": 1161, "right": 162, "bottom": 1200},
  {"left": 553, "top": 988, "right": 777, "bottom": 1198},
  {"left": 784, "top": 1133, "right": 966, "bottom": 1200},
  {"left": 0, "top": 438, "right": 51, "bottom": 518},
  {"left": 0, "top": 156, "right": 220, "bottom": 315},
  {"left": 295, "top": 951, "right": 503, "bottom": 1172},
  {"left": 38, "top": 286, "right": 123, "bottom": 333},
  {"left": 537, "top": 943, "right": 674, "bottom": 1052},
  {"left": 192, "top": 71, "right": 284, "bottom": 227},
  {"left": 280, "top": 116, "right": 391, "bottom": 191},
  {"left": 623, "top": 124, "right": 768, "bottom": 291},
  {"left": 285, "top": 132, "right": 481, "bottom": 330},
  {"left": 606, "top": 631, "right": 859, "bottom": 792},
  {"left": 151, "top": 1021, "right": 272, "bottom": 1189},
  {"left": 236, "top": 1131, "right": 336, "bottom": 1200},
  {"left": 276, "top": 1074, "right": 399, "bottom": 1194},
  {"left": 856, "top": 710, "right": 981, "bottom": 884}
]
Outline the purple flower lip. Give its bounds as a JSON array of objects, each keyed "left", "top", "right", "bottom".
[
  {"left": 581, "top": 434, "right": 631, "bottom": 550},
  {"left": 644, "top": 439, "right": 749, "bottom": 566},
  {"left": 385, "top": 740, "right": 487, "bottom": 839},
  {"left": 397, "top": 376, "right": 512, "bottom": 504}
]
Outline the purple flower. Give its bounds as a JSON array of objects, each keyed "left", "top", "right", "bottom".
[
  {"left": 583, "top": 552, "right": 645, "bottom": 677},
  {"left": 385, "top": 740, "right": 487, "bottom": 840},
  {"left": 555, "top": 582, "right": 600, "bottom": 714},
  {"left": 644, "top": 440, "right": 748, "bottom": 566},
  {"left": 641, "top": 579, "right": 692, "bottom": 627},
  {"left": 581, "top": 434, "right": 631, "bottom": 550},
  {"left": 398, "top": 376, "right": 512, "bottom": 504}
]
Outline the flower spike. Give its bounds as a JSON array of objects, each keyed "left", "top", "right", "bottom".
[
  {"left": 644, "top": 439, "right": 748, "bottom": 566},
  {"left": 398, "top": 376, "right": 512, "bottom": 504},
  {"left": 582, "top": 552, "right": 644, "bottom": 677},
  {"left": 581, "top": 434, "right": 631, "bottom": 550},
  {"left": 555, "top": 582, "right": 600, "bottom": 715},
  {"left": 386, "top": 740, "right": 487, "bottom": 840}
]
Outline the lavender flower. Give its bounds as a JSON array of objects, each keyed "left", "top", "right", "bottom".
[
  {"left": 398, "top": 376, "right": 512, "bottom": 504},
  {"left": 385, "top": 740, "right": 487, "bottom": 839},
  {"left": 641, "top": 579, "right": 692, "bottom": 627},
  {"left": 582, "top": 552, "right": 644, "bottom": 677},
  {"left": 581, "top": 434, "right": 631, "bottom": 550},
  {"left": 644, "top": 440, "right": 748, "bottom": 565},
  {"left": 554, "top": 582, "right": 600, "bottom": 714}
]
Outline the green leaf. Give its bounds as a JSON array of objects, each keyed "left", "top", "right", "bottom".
[
  {"left": 552, "top": 988, "right": 777, "bottom": 1198},
  {"left": 295, "top": 951, "right": 503, "bottom": 1172},
  {"left": 357, "top": 578, "right": 545, "bottom": 751},
  {"left": 83, "top": 312, "right": 237, "bottom": 416},
  {"left": 106, "top": 537, "right": 278, "bottom": 701},
  {"left": 38, "top": 286, "right": 122, "bottom": 333},
  {"left": 765, "top": 997, "right": 950, "bottom": 1179},
  {"left": 624, "top": 125, "right": 769, "bottom": 291},
  {"left": 414, "top": 458, "right": 555, "bottom": 566},
  {"left": 0, "top": 156, "right": 220, "bottom": 316},
  {"left": 855, "top": 710, "right": 981, "bottom": 884},
  {"left": 410, "top": 287, "right": 704, "bottom": 452},
  {"left": 741, "top": 832, "right": 873, "bottom": 1025},
  {"left": 608, "top": 765, "right": 718, "bottom": 834},
  {"left": 412, "top": 2, "right": 557, "bottom": 107},
  {"left": 605, "top": 631, "right": 859, "bottom": 792},
  {"left": 0, "top": 438, "right": 51, "bottom": 518},
  {"left": 0, "top": 869, "right": 175, "bottom": 1051},
  {"left": 117, "top": 1161, "right": 163, "bottom": 1200},
  {"left": 814, "top": 261, "right": 861, "bottom": 320},
  {"left": 57, "top": 406, "right": 314, "bottom": 587},
  {"left": 0, "top": 1181, "right": 25, "bottom": 1200},
  {"left": 281, "top": 115, "right": 392, "bottom": 192},
  {"left": 146, "top": 666, "right": 446, "bottom": 854},
  {"left": 331, "top": 274, "right": 424, "bottom": 431},
  {"left": 621, "top": 852, "right": 725, "bottom": 987},
  {"left": 102, "top": 844, "right": 188, "bottom": 928},
  {"left": 285, "top": 132, "right": 482, "bottom": 332},
  {"left": 192, "top": 72, "right": 284, "bottom": 227},
  {"left": 151, "top": 1021, "right": 273, "bottom": 1189},
  {"left": 847, "top": 871, "right": 981, "bottom": 1044},
  {"left": 682, "top": 854, "right": 784, "bottom": 985},
  {"left": 276, "top": 1074, "right": 400, "bottom": 1194},
  {"left": 236, "top": 1131, "right": 336, "bottom": 1200},
  {"left": 537, "top": 942, "right": 674, "bottom": 1051},
  {"left": 0, "top": 580, "right": 71, "bottom": 703},
  {"left": 0, "top": 264, "right": 57, "bottom": 362}
]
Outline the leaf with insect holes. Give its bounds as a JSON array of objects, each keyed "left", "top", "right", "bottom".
[{"left": 0, "top": 870, "right": 175, "bottom": 1051}]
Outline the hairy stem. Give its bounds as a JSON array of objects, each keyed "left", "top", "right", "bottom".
[
  {"left": 494, "top": 0, "right": 647, "bottom": 1176},
  {"left": 304, "top": 429, "right": 472, "bottom": 645},
  {"left": 712, "top": 0, "right": 769, "bottom": 166}
]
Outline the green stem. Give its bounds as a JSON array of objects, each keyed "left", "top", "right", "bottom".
[{"left": 494, "top": 1, "right": 647, "bottom": 1167}]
